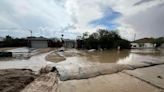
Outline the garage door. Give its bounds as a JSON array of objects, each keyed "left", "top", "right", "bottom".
[{"left": 31, "top": 41, "right": 48, "bottom": 48}]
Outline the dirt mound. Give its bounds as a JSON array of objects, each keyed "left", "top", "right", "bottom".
[
  {"left": 46, "top": 53, "right": 65, "bottom": 62},
  {"left": 0, "top": 69, "right": 37, "bottom": 92},
  {"left": 22, "top": 72, "right": 58, "bottom": 92}
]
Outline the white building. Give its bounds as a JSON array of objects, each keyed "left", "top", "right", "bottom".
[
  {"left": 131, "top": 38, "right": 155, "bottom": 49},
  {"left": 28, "top": 37, "right": 48, "bottom": 48},
  {"left": 144, "top": 43, "right": 155, "bottom": 48},
  {"left": 131, "top": 43, "right": 140, "bottom": 48}
]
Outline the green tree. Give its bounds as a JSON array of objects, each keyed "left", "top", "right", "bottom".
[
  {"left": 153, "top": 37, "right": 164, "bottom": 47},
  {"left": 77, "top": 29, "right": 130, "bottom": 49}
]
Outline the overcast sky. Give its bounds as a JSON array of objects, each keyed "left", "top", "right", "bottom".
[{"left": 0, "top": 0, "right": 164, "bottom": 40}]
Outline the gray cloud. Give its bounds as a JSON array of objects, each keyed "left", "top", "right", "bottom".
[
  {"left": 60, "top": 24, "right": 77, "bottom": 32},
  {"left": 0, "top": 0, "right": 73, "bottom": 38},
  {"left": 123, "top": 3, "right": 164, "bottom": 39},
  {"left": 134, "top": 0, "right": 154, "bottom": 6},
  {"left": 0, "top": 0, "right": 164, "bottom": 40}
]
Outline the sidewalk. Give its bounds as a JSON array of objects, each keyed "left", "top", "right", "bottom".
[
  {"left": 57, "top": 64, "right": 164, "bottom": 92},
  {"left": 22, "top": 64, "right": 164, "bottom": 92}
]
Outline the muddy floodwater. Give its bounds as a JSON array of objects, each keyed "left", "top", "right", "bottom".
[
  {"left": 0, "top": 49, "right": 163, "bottom": 71},
  {"left": 63, "top": 49, "right": 164, "bottom": 64}
]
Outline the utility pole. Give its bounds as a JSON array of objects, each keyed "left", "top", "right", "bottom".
[
  {"left": 134, "top": 33, "right": 136, "bottom": 41},
  {"left": 28, "top": 30, "right": 32, "bottom": 37}
]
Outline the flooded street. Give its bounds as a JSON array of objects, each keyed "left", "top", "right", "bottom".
[
  {"left": 62, "top": 49, "right": 164, "bottom": 64},
  {"left": 1, "top": 48, "right": 164, "bottom": 92},
  {"left": 51, "top": 49, "right": 164, "bottom": 80},
  {"left": 22, "top": 49, "right": 164, "bottom": 92},
  {"left": 0, "top": 49, "right": 163, "bottom": 72}
]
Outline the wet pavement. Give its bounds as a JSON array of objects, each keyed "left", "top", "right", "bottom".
[
  {"left": 124, "top": 64, "right": 164, "bottom": 89},
  {"left": 22, "top": 64, "right": 164, "bottom": 92},
  {"left": 57, "top": 72, "right": 163, "bottom": 92}
]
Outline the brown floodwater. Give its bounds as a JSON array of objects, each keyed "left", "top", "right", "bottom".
[
  {"left": 63, "top": 49, "right": 164, "bottom": 64},
  {"left": 0, "top": 49, "right": 164, "bottom": 71},
  {"left": 53, "top": 49, "right": 164, "bottom": 81}
]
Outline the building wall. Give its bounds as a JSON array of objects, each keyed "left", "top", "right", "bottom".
[
  {"left": 144, "top": 43, "right": 154, "bottom": 48},
  {"left": 31, "top": 40, "right": 48, "bottom": 48},
  {"left": 131, "top": 43, "right": 155, "bottom": 49},
  {"left": 131, "top": 43, "right": 140, "bottom": 48}
]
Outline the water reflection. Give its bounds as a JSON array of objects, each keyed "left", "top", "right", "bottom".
[
  {"left": 83, "top": 50, "right": 130, "bottom": 63},
  {"left": 116, "top": 49, "right": 163, "bottom": 64},
  {"left": 63, "top": 49, "right": 164, "bottom": 64}
]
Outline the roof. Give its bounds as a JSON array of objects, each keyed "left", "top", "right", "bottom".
[{"left": 133, "top": 38, "right": 154, "bottom": 43}]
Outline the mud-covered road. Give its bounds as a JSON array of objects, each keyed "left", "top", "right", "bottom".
[
  {"left": 0, "top": 69, "right": 36, "bottom": 92},
  {"left": 0, "top": 48, "right": 164, "bottom": 92}
]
